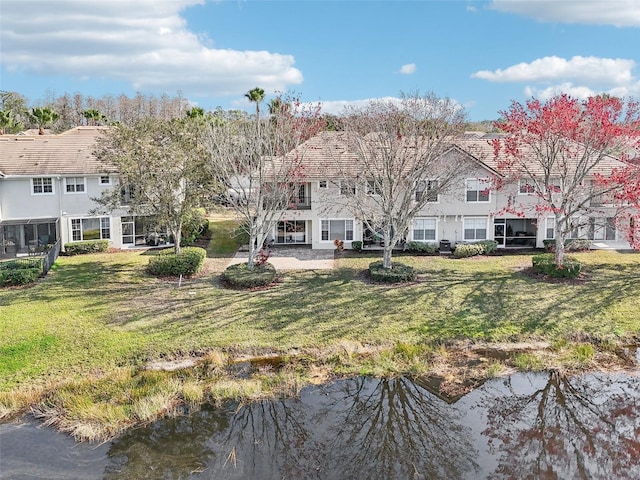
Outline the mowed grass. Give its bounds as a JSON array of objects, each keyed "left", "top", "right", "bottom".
[{"left": 2, "top": 224, "right": 640, "bottom": 394}]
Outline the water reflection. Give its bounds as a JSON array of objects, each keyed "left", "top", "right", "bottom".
[
  {"left": 1, "top": 372, "right": 639, "bottom": 480},
  {"left": 479, "top": 371, "right": 640, "bottom": 480}
]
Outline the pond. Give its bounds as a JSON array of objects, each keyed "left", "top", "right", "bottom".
[{"left": 1, "top": 371, "right": 639, "bottom": 479}]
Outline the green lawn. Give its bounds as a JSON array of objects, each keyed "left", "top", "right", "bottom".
[{"left": 2, "top": 240, "right": 640, "bottom": 392}]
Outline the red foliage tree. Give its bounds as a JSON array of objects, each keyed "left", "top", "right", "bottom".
[{"left": 492, "top": 94, "right": 640, "bottom": 266}]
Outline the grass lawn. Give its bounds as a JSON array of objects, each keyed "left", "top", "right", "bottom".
[{"left": 2, "top": 217, "right": 640, "bottom": 439}]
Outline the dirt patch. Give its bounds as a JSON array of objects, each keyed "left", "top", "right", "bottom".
[{"left": 518, "top": 266, "right": 590, "bottom": 285}]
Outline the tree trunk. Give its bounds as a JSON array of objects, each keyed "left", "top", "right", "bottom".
[
  {"left": 382, "top": 244, "right": 394, "bottom": 268},
  {"left": 554, "top": 234, "right": 565, "bottom": 267}
]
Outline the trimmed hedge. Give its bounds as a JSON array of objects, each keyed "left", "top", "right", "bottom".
[
  {"left": 351, "top": 241, "right": 363, "bottom": 252},
  {"left": 1, "top": 268, "right": 40, "bottom": 286},
  {"left": 223, "top": 262, "right": 276, "bottom": 288},
  {"left": 147, "top": 247, "right": 206, "bottom": 277},
  {"left": 404, "top": 241, "right": 438, "bottom": 254},
  {"left": 532, "top": 253, "right": 582, "bottom": 279},
  {"left": 543, "top": 239, "right": 592, "bottom": 253},
  {"left": 64, "top": 240, "right": 109, "bottom": 256},
  {"left": 369, "top": 261, "right": 416, "bottom": 283},
  {"left": 453, "top": 240, "right": 498, "bottom": 258}
]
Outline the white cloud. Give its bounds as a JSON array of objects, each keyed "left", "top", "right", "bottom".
[
  {"left": 302, "top": 96, "right": 465, "bottom": 116},
  {"left": 0, "top": 0, "right": 303, "bottom": 97},
  {"left": 524, "top": 82, "right": 640, "bottom": 101},
  {"left": 399, "top": 63, "right": 416, "bottom": 75},
  {"left": 472, "top": 56, "right": 635, "bottom": 86},
  {"left": 489, "top": 0, "right": 640, "bottom": 27}
]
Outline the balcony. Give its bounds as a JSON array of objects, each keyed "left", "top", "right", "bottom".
[{"left": 288, "top": 196, "right": 311, "bottom": 210}]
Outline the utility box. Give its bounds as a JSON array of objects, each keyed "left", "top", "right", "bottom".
[{"left": 439, "top": 239, "right": 451, "bottom": 253}]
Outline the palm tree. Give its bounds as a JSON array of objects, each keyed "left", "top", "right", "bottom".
[
  {"left": 0, "top": 110, "right": 22, "bottom": 134},
  {"left": 83, "top": 109, "right": 101, "bottom": 126},
  {"left": 244, "top": 87, "right": 265, "bottom": 120},
  {"left": 29, "top": 107, "right": 59, "bottom": 134}
]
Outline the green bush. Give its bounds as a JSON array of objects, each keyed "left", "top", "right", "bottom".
[
  {"left": 147, "top": 247, "right": 206, "bottom": 276},
  {"left": 181, "top": 208, "right": 209, "bottom": 246},
  {"left": 453, "top": 243, "right": 484, "bottom": 258},
  {"left": 453, "top": 240, "right": 498, "bottom": 258},
  {"left": 369, "top": 261, "right": 416, "bottom": 283},
  {"left": 351, "top": 241, "right": 363, "bottom": 252},
  {"left": 404, "top": 241, "right": 438, "bottom": 254},
  {"left": 476, "top": 240, "right": 499, "bottom": 254},
  {"left": 64, "top": 240, "right": 109, "bottom": 255},
  {"left": 532, "top": 253, "right": 582, "bottom": 278},
  {"left": 0, "top": 267, "right": 40, "bottom": 286},
  {"left": 0, "top": 258, "right": 42, "bottom": 271},
  {"left": 223, "top": 262, "right": 276, "bottom": 288}
]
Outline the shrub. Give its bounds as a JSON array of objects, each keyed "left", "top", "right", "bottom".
[
  {"left": 181, "top": 208, "right": 209, "bottom": 246},
  {"left": 532, "top": 253, "right": 582, "bottom": 279},
  {"left": 147, "top": 247, "right": 206, "bottom": 276},
  {"left": 64, "top": 240, "right": 109, "bottom": 255},
  {"left": 453, "top": 243, "right": 484, "bottom": 258},
  {"left": 368, "top": 261, "right": 416, "bottom": 283},
  {"left": 404, "top": 241, "right": 438, "bottom": 254},
  {"left": 453, "top": 240, "right": 498, "bottom": 258},
  {"left": 0, "top": 267, "right": 40, "bottom": 286},
  {"left": 351, "top": 241, "right": 363, "bottom": 252},
  {"left": 223, "top": 262, "right": 276, "bottom": 288}
]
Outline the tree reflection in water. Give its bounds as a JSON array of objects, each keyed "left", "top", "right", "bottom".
[{"left": 480, "top": 371, "right": 640, "bottom": 480}]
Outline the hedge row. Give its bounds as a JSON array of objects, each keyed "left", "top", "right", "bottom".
[
  {"left": 0, "top": 258, "right": 42, "bottom": 271},
  {"left": 453, "top": 240, "right": 499, "bottom": 258},
  {"left": 1, "top": 268, "right": 40, "bottom": 286},
  {"left": 532, "top": 253, "right": 582, "bottom": 278},
  {"left": 404, "top": 241, "right": 438, "bottom": 254},
  {"left": 147, "top": 247, "right": 207, "bottom": 276},
  {"left": 64, "top": 240, "right": 109, "bottom": 255},
  {"left": 369, "top": 261, "right": 416, "bottom": 283},
  {"left": 223, "top": 262, "right": 276, "bottom": 288}
]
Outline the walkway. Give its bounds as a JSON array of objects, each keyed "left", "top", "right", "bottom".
[{"left": 228, "top": 246, "right": 335, "bottom": 270}]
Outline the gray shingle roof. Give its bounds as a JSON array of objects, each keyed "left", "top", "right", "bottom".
[{"left": 0, "top": 127, "right": 114, "bottom": 176}]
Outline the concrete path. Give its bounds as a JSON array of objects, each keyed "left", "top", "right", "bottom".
[{"left": 228, "top": 246, "right": 335, "bottom": 270}]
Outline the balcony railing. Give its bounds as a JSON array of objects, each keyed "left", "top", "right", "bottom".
[{"left": 288, "top": 196, "right": 311, "bottom": 210}]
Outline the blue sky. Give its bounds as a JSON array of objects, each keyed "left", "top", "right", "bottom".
[{"left": 1, "top": 0, "right": 639, "bottom": 120}]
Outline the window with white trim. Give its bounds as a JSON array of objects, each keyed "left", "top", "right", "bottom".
[
  {"left": 65, "top": 176, "right": 86, "bottom": 193},
  {"left": 412, "top": 218, "right": 436, "bottom": 241},
  {"left": 518, "top": 179, "right": 536, "bottom": 195},
  {"left": 416, "top": 180, "right": 439, "bottom": 202},
  {"left": 100, "top": 175, "right": 112, "bottom": 185},
  {"left": 319, "top": 180, "right": 328, "bottom": 189},
  {"left": 340, "top": 181, "right": 356, "bottom": 196},
  {"left": 32, "top": 177, "right": 54, "bottom": 195},
  {"left": 466, "top": 178, "right": 490, "bottom": 202},
  {"left": 366, "top": 180, "right": 381, "bottom": 195},
  {"left": 545, "top": 217, "right": 555, "bottom": 239},
  {"left": 70, "top": 217, "right": 111, "bottom": 241},
  {"left": 463, "top": 217, "right": 487, "bottom": 240},
  {"left": 321, "top": 219, "right": 354, "bottom": 241}
]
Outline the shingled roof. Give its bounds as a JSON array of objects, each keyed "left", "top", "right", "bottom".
[{"left": 0, "top": 126, "right": 115, "bottom": 177}]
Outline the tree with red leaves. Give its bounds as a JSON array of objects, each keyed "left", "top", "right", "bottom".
[{"left": 492, "top": 94, "right": 640, "bottom": 267}]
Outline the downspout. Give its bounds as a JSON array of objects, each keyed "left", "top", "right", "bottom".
[{"left": 57, "top": 176, "right": 64, "bottom": 252}]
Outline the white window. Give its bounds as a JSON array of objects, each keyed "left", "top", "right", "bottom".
[
  {"left": 547, "top": 178, "right": 562, "bottom": 193},
  {"left": 416, "top": 180, "right": 439, "bottom": 202},
  {"left": 464, "top": 217, "right": 487, "bottom": 240},
  {"left": 518, "top": 179, "right": 536, "bottom": 195},
  {"left": 32, "top": 177, "right": 54, "bottom": 195},
  {"left": 412, "top": 218, "right": 437, "bottom": 241},
  {"left": 70, "top": 217, "right": 111, "bottom": 241},
  {"left": 545, "top": 217, "right": 555, "bottom": 239},
  {"left": 100, "top": 175, "right": 112, "bottom": 185},
  {"left": 319, "top": 180, "right": 328, "bottom": 189},
  {"left": 366, "top": 180, "right": 381, "bottom": 195},
  {"left": 340, "top": 181, "right": 356, "bottom": 196},
  {"left": 466, "top": 178, "right": 490, "bottom": 202},
  {"left": 65, "top": 176, "right": 86, "bottom": 193},
  {"left": 321, "top": 219, "right": 354, "bottom": 241}
]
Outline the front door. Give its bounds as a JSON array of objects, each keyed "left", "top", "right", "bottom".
[{"left": 494, "top": 219, "right": 506, "bottom": 248}]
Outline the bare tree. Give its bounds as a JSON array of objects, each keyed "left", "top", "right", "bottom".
[
  {"left": 326, "top": 92, "right": 468, "bottom": 268},
  {"left": 206, "top": 93, "right": 322, "bottom": 269}
]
